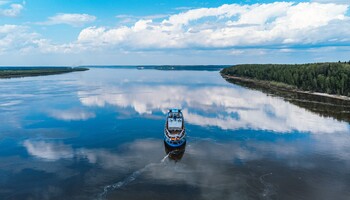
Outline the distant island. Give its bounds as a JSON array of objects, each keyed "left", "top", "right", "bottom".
[
  {"left": 221, "top": 62, "right": 350, "bottom": 98},
  {"left": 136, "top": 65, "right": 226, "bottom": 71},
  {"left": 0, "top": 67, "right": 89, "bottom": 79}
]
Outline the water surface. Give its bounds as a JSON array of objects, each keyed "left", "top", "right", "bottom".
[{"left": 0, "top": 67, "right": 349, "bottom": 200}]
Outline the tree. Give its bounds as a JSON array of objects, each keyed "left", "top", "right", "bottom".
[{"left": 221, "top": 62, "right": 350, "bottom": 96}]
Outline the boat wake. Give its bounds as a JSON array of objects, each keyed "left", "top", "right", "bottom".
[
  {"left": 96, "top": 153, "right": 171, "bottom": 200},
  {"left": 259, "top": 172, "right": 275, "bottom": 200}
]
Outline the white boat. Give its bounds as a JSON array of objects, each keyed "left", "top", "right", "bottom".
[{"left": 164, "top": 109, "right": 186, "bottom": 147}]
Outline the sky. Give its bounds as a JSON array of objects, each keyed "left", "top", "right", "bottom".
[{"left": 0, "top": 0, "right": 350, "bottom": 65}]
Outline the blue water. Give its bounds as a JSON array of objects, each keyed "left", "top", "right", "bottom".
[{"left": 0, "top": 67, "right": 349, "bottom": 200}]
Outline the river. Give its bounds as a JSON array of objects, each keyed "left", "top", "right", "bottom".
[{"left": 0, "top": 67, "right": 349, "bottom": 200}]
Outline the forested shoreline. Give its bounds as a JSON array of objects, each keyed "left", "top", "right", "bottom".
[
  {"left": 0, "top": 67, "right": 89, "bottom": 78},
  {"left": 221, "top": 62, "right": 350, "bottom": 97}
]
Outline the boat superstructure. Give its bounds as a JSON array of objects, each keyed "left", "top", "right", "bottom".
[{"left": 164, "top": 109, "right": 186, "bottom": 147}]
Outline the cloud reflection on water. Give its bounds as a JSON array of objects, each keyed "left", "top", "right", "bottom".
[
  {"left": 2, "top": 69, "right": 350, "bottom": 200},
  {"left": 21, "top": 136, "right": 350, "bottom": 200},
  {"left": 48, "top": 108, "right": 96, "bottom": 121},
  {"left": 78, "top": 84, "right": 349, "bottom": 134},
  {"left": 23, "top": 140, "right": 74, "bottom": 161},
  {"left": 22, "top": 139, "right": 165, "bottom": 168}
]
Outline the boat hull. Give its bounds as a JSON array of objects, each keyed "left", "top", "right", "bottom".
[
  {"left": 164, "top": 140, "right": 186, "bottom": 161},
  {"left": 164, "top": 135, "right": 186, "bottom": 147}
]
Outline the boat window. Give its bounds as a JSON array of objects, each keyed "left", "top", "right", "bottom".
[{"left": 168, "top": 117, "right": 182, "bottom": 129}]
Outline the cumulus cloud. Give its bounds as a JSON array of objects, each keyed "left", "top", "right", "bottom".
[
  {"left": 0, "top": 2, "right": 24, "bottom": 17},
  {"left": 1, "top": 2, "right": 350, "bottom": 61},
  {"left": 41, "top": 13, "right": 96, "bottom": 27},
  {"left": 116, "top": 14, "right": 169, "bottom": 24},
  {"left": 0, "top": 12, "right": 96, "bottom": 54},
  {"left": 77, "top": 2, "right": 350, "bottom": 50},
  {"left": 0, "top": 24, "right": 38, "bottom": 53},
  {"left": 0, "top": 24, "right": 83, "bottom": 54}
]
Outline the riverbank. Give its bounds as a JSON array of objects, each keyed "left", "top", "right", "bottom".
[
  {"left": 221, "top": 63, "right": 350, "bottom": 97},
  {"left": 0, "top": 67, "right": 89, "bottom": 79},
  {"left": 222, "top": 74, "right": 350, "bottom": 101}
]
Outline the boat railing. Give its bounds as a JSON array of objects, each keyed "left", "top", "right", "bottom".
[{"left": 165, "top": 128, "right": 185, "bottom": 140}]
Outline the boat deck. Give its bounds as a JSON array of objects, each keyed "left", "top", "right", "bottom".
[{"left": 164, "top": 109, "right": 186, "bottom": 147}]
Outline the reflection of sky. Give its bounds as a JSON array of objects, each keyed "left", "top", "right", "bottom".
[
  {"left": 48, "top": 108, "right": 96, "bottom": 121},
  {"left": 20, "top": 136, "right": 350, "bottom": 200},
  {"left": 0, "top": 68, "right": 350, "bottom": 199},
  {"left": 76, "top": 68, "right": 349, "bottom": 134}
]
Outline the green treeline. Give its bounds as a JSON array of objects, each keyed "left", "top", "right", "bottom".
[
  {"left": 221, "top": 62, "right": 350, "bottom": 96},
  {"left": 0, "top": 67, "right": 88, "bottom": 78}
]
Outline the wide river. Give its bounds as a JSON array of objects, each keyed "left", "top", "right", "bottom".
[{"left": 0, "top": 67, "right": 349, "bottom": 200}]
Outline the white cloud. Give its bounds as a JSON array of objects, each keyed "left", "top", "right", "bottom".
[
  {"left": 77, "top": 2, "right": 350, "bottom": 50},
  {"left": 0, "top": 2, "right": 350, "bottom": 64},
  {"left": 0, "top": 2, "right": 23, "bottom": 17},
  {"left": 115, "top": 14, "right": 169, "bottom": 24},
  {"left": 0, "top": 24, "right": 38, "bottom": 53},
  {"left": 41, "top": 13, "right": 96, "bottom": 27},
  {"left": 312, "top": 0, "right": 350, "bottom": 4},
  {"left": 0, "top": 24, "right": 83, "bottom": 54}
]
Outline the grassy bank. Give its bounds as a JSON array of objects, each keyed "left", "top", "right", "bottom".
[
  {"left": 221, "top": 62, "right": 350, "bottom": 97},
  {"left": 0, "top": 67, "right": 89, "bottom": 79}
]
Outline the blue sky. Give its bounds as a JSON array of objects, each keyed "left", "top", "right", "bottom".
[{"left": 0, "top": 0, "right": 349, "bottom": 65}]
